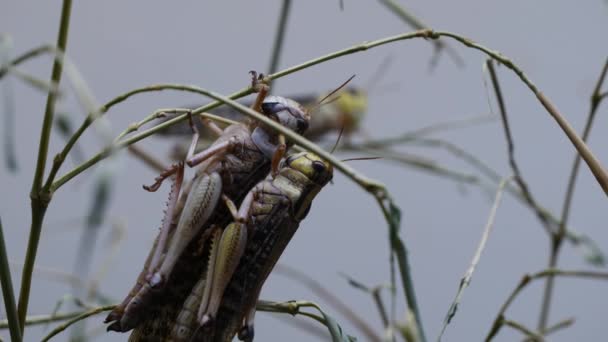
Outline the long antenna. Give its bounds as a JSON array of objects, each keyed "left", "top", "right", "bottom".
[{"left": 309, "top": 74, "right": 356, "bottom": 114}]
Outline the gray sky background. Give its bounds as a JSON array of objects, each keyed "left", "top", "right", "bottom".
[{"left": 2, "top": 1, "right": 608, "bottom": 341}]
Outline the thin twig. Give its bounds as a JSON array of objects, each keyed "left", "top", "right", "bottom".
[
  {"left": 275, "top": 264, "right": 382, "bottom": 342},
  {"left": 438, "top": 177, "right": 510, "bottom": 341},
  {"left": 378, "top": 0, "right": 464, "bottom": 67},
  {"left": 346, "top": 145, "right": 480, "bottom": 184},
  {"left": 543, "top": 317, "right": 575, "bottom": 336},
  {"left": 485, "top": 269, "right": 608, "bottom": 341},
  {"left": 538, "top": 57, "right": 608, "bottom": 331},
  {"left": 40, "top": 304, "right": 115, "bottom": 342},
  {"left": 0, "top": 44, "right": 53, "bottom": 79},
  {"left": 0, "top": 311, "right": 82, "bottom": 330},
  {"left": 424, "top": 30, "right": 608, "bottom": 197},
  {"left": 339, "top": 273, "right": 391, "bottom": 331},
  {"left": 267, "top": 0, "right": 292, "bottom": 78},
  {"left": 0, "top": 218, "right": 21, "bottom": 341},
  {"left": 502, "top": 319, "right": 544, "bottom": 341},
  {"left": 257, "top": 299, "right": 357, "bottom": 341},
  {"left": 127, "top": 144, "right": 166, "bottom": 172},
  {"left": 486, "top": 59, "right": 552, "bottom": 234},
  {"left": 18, "top": 0, "right": 73, "bottom": 335}
]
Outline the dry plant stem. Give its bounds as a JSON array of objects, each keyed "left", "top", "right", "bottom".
[
  {"left": 275, "top": 264, "right": 382, "bottom": 342},
  {"left": 537, "top": 57, "right": 608, "bottom": 331},
  {"left": 425, "top": 30, "right": 608, "bottom": 197},
  {"left": 18, "top": 0, "right": 72, "bottom": 335},
  {"left": 501, "top": 319, "right": 544, "bottom": 341},
  {"left": 486, "top": 60, "right": 552, "bottom": 234},
  {"left": 542, "top": 317, "right": 575, "bottom": 336},
  {"left": 40, "top": 304, "right": 115, "bottom": 342},
  {"left": 0, "top": 218, "right": 21, "bottom": 341},
  {"left": 267, "top": 0, "right": 291, "bottom": 77},
  {"left": 372, "top": 288, "right": 389, "bottom": 330},
  {"left": 484, "top": 269, "right": 608, "bottom": 341},
  {"left": 438, "top": 178, "right": 509, "bottom": 341}
]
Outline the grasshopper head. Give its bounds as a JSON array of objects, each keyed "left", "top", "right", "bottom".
[
  {"left": 284, "top": 152, "right": 333, "bottom": 186},
  {"left": 261, "top": 96, "right": 310, "bottom": 134}
]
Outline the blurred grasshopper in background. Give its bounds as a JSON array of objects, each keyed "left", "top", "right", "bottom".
[
  {"left": 128, "top": 151, "right": 334, "bottom": 342},
  {"left": 104, "top": 72, "right": 311, "bottom": 332}
]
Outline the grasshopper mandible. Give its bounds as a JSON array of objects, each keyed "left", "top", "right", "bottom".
[
  {"left": 105, "top": 72, "right": 310, "bottom": 332},
  {"left": 167, "top": 151, "right": 334, "bottom": 342}
]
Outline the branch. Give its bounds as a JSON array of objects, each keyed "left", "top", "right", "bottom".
[
  {"left": 0, "top": 217, "right": 21, "bottom": 341},
  {"left": 40, "top": 305, "right": 115, "bottom": 342},
  {"left": 538, "top": 56, "right": 608, "bottom": 331},
  {"left": 18, "top": 0, "right": 73, "bottom": 335},
  {"left": 485, "top": 269, "right": 608, "bottom": 341},
  {"left": 267, "top": 0, "right": 292, "bottom": 77},
  {"left": 438, "top": 177, "right": 510, "bottom": 340},
  {"left": 486, "top": 59, "right": 552, "bottom": 234}
]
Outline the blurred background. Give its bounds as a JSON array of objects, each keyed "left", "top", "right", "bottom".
[{"left": 2, "top": 1, "right": 608, "bottom": 341}]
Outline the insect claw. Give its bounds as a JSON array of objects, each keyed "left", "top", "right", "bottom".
[
  {"left": 142, "top": 181, "right": 162, "bottom": 192},
  {"left": 238, "top": 325, "right": 254, "bottom": 342},
  {"left": 143, "top": 162, "right": 183, "bottom": 192},
  {"left": 106, "top": 321, "right": 123, "bottom": 332},
  {"left": 250, "top": 70, "right": 268, "bottom": 93}
]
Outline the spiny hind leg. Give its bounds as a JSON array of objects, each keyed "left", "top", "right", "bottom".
[
  {"left": 149, "top": 171, "right": 223, "bottom": 289},
  {"left": 105, "top": 164, "right": 184, "bottom": 331}
]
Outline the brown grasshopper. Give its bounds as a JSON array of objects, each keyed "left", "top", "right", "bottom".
[
  {"left": 105, "top": 72, "right": 310, "bottom": 332},
  {"left": 164, "top": 151, "right": 334, "bottom": 342}
]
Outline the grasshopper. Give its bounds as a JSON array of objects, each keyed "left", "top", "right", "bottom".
[
  {"left": 164, "top": 151, "right": 334, "bottom": 342},
  {"left": 105, "top": 72, "right": 310, "bottom": 332}
]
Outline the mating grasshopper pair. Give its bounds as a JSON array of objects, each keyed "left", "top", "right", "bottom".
[
  {"left": 106, "top": 73, "right": 334, "bottom": 341},
  {"left": 104, "top": 72, "right": 309, "bottom": 331}
]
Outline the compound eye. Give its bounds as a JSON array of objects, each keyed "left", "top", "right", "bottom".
[
  {"left": 312, "top": 161, "right": 326, "bottom": 173},
  {"left": 261, "top": 102, "right": 281, "bottom": 115},
  {"left": 296, "top": 116, "right": 309, "bottom": 133}
]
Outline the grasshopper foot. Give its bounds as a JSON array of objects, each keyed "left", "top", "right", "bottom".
[
  {"left": 143, "top": 162, "right": 183, "bottom": 192},
  {"left": 249, "top": 70, "right": 268, "bottom": 93}
]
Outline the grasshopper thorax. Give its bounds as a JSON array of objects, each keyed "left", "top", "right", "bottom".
[{"left": 261, "top": 96, "right": 310, "bottom": 134}]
